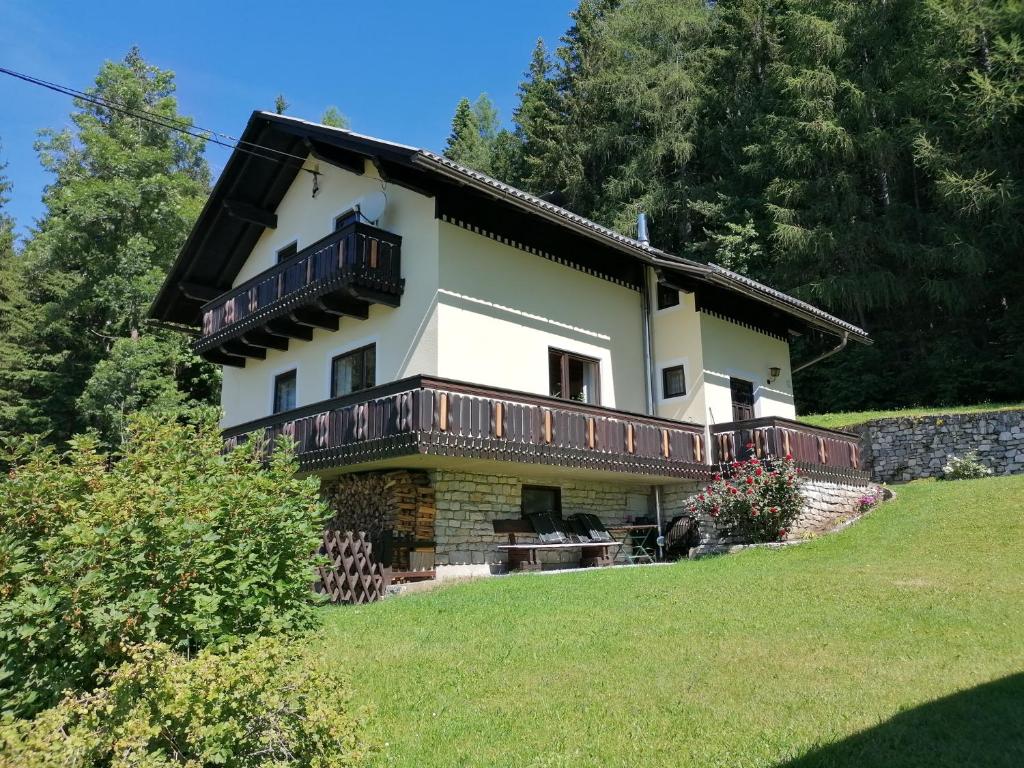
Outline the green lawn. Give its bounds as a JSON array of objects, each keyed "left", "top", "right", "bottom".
[
  {"left": 799, "top": 402, "right": 1023, "bottom": 430},
  {"left": 322, "top": 476, "right": 1024, "bottom": 767}
]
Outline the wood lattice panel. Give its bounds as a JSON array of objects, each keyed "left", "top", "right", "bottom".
[{"left": 314, "top": 531, "right": 391, "bottom": 604}]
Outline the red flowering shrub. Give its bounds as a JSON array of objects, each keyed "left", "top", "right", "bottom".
[{"left": 690, "top": 453, "right": 803, "bottom": 543}]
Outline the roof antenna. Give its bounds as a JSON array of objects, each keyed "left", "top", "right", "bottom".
[{"left": 637, "top": 212, "right": 650, "bottom": 246}]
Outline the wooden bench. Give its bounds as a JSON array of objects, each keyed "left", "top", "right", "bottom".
[{"left": 492, "top": 518, "right": 620, "bottom": 572}]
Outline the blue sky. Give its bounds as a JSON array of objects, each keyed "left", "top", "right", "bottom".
[{"left": 0, "top": 0, "right": 576, "bottom": 240}]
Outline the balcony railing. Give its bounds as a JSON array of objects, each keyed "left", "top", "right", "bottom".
[
  {"left": 223, "top": 376, "right": 711, "bottom": 479},
  {"left": 194, "top": 221, "right": 402, "bottom": 360},
  {"left": 710, "top": 416, "right": 867, "bottom": 482}
]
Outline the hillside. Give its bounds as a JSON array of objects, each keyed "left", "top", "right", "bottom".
[
  {"left": 321, "top": 476, "right": 1024, "bottom": 767},
  {"left": 801, "top": 403, "right": 1024, "bottom": 431}
]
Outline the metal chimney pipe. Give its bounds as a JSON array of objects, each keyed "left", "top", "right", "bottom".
[{"left": 637, "top": 212, "right": 650, "bottom": 245}]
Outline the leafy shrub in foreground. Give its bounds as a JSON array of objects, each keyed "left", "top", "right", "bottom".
[
  {"left": 0, "top": 635, "right": 370, "bottom": 767},
  {"left": 0, "top": 413, "right": 327, "bottom": 718},
  {"left": 690, "top": 454, "right": 804, "bottom": 543},
  {"left": 941, "top": 451, "right": 993, "bottom": 480}
]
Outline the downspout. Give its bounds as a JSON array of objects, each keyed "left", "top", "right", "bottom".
[
  {"left": 792, "top": 331, "right": 849, "bottom": 374},
  {"left": 637, "top": 214, "right": 665, "bottom": 558}
]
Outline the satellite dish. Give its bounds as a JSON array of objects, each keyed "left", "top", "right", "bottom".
[{"left": 358, "top": 191, "right": 387, "bottom": 224}]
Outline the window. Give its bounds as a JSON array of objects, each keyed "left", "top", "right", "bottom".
[
  {"left": 662, "top": 365, "right": 686, "bottom": 399},
  {"left": 521, "top": 485, "right": 561, "bottom": 516},
  {"left": 334, "top": 209, "right": 360, "bottom": 231},
  {"left": 656, "top": 283, "right": 680, "bottom": 310},
  {"left": 331, "top": 344, "right": 376, "bottom": 397},
  {"left": 276, "top": 241, "right": 298, "bottom": 264},
  {"left": 273, "top": 370, "right": 297, "bottom": 414},
  {"left": 548, "top": 349, "right": 600, "bottom": 404}
]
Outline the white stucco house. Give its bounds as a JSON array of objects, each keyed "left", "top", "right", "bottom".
[{"left": 151, "top": 112, "right": 870, "bottom": 579}]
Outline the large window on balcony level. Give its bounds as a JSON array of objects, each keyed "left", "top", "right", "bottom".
[
  {"left": 548, "top": 348, "right": 600, "bottom": 405},
  {"left": 331, "top": 344, "right": 376, "bottom": 397},
  {"left": 273, "top": 370, "right": 297, "bottom": 413}
]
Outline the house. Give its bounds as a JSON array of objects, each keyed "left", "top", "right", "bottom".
[{"left": 150, "top": 111, "right": 871, "bottom": 578}]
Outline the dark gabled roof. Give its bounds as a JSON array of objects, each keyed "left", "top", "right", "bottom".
[{"left": 151, "top": 111, "right": 869, "bottom": 344}]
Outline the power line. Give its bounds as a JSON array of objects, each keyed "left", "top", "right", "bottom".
[{"left": 0, "top": 65, "right": 312, "bottom": 168}]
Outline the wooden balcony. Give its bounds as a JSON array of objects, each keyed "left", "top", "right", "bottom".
[
  {"left": 222, "top": 376, "right": 712, "bottom": 479},
  {"left": 194, "top": 221, "right": 403, "bottom": 366},
  {"left": 710, "top": 416, "right": 868, "bottom": 483}
]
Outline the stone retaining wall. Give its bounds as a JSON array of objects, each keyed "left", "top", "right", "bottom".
[
  {"left": 662, "top": 476, "right": 874, "bottom": 547},
  {"left": 855, "top": 409, "right": 1024, "bottom": 483}
]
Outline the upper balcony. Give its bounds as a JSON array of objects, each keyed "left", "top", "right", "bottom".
[{"left": 194, "top": 221, "right": 403, "bottom": 366}]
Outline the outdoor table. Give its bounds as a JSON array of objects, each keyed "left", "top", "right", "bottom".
[{"left": 606, "top": 523, "right": 660, "bottom": 564}]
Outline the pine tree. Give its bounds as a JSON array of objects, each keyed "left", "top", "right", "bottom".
[
  {"left": 320, "top": 105, "right": 350, "bottom": 129},
  {"left": 0, "top": 145, "right": 56, "bottom": 444},
  {"left": 20, "top": 48, "right": 215, "bottom": 443},
  {"left": 513, "top": 39, "right": 565, "bottom": 194},
  {"left": 443, "top": 97, "right": 492, "bottom": 172}
]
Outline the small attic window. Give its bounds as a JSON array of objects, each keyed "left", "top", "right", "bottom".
[
  {"left": 656, "top": 283, "right": 680, "bottom": 310},
  {"left": 276, "top": 241, "right": 298, "bottom": 264}
]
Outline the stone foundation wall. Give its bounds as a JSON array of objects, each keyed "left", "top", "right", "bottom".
[
  {"left": 430, "top": 470, "right": 654, "bottom": 575},
  {"left": 855, "top": 410, "right": 1024, "bottom": 483}
]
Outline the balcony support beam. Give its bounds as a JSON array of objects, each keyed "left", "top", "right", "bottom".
[
  {"left": 289, "top": 307, "right": 339, "bottom": 331},
  {"left": 264, "top": 318, "right": 314, "bottom": 341},
  {"left": 239, "top": 330, "right": 289, "bottom": 351},
  {"left": 347, "top": 285, "right": 401, "bottom": 308},
  {"left": 203, "top": 349, "right": 246, "bottom": 368},
  {"left": 220, "top": 340, "right": 266, "bottom": 360},
  {"left": 316, "top": 294, "right": 370, "bottom": 319}
]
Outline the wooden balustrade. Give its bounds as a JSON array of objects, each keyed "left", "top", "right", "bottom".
[
  {"left": 710, "top": 416, "right": 867, "bottom": 482},
  {"left": 194, "top": 221, "right": 402, "bottom": 362},
  {"left": 223, "top": 376, "right": 710, "bottom": 478}
]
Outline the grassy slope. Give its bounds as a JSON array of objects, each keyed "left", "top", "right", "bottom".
[
  {"left": 800, "top": 402, "right": 1023, "bottom": 431},
  {"left": 322, "top": 476, "right": 1024, "bottom": 767}
]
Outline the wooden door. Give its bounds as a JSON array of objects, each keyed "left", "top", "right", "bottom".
[{"left": 730, "top": 378, "right": 755, "bottom": 421}]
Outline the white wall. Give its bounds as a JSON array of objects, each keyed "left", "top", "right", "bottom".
[
  {"left": 699, "top": 312, "right": 795, "bottom": 425},
  {"left": 435, "top": 222, "right": 647, "bottom": 412},
  {"left": 219, "top": 158, "right": 440, "bottom": 427},
  {"left": 651, "top": 282, "right": 706, "bottom": 425},
  {"left": 215, "top": 155, "right": 796, "bottom": 430}
]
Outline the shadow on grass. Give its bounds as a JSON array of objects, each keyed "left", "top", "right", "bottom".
[{"left": 778, "top": 673, "right": 1024, "bottom": 768}]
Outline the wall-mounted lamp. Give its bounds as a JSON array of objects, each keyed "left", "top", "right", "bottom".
[{"left": 768, "top": 366, "right": 782, "bottom": 384}]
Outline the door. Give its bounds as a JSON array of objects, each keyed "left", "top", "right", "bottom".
[{"left": 730, "top": 377, "right": 755, "bottom": 422}]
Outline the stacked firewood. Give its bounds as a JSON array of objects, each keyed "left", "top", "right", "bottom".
[
  {"left": 322, "top": 471, "right": 436, "bottom": 572},
  {"left": 322, "top": 473, "right": 390, "bottom": 538}
]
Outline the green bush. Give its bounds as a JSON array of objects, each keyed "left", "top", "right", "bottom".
[
  {"left": 0, "top": 635, "right": 370, "bottom": 767},
  {"left": 941, "top": 451, "right": 994, "bottom": 480},
  {"left": 0, "top": 413, "right": 327, "bottom": 718},
  {"left": 690, "top": 454, "right": 804, "bottom": 543}
]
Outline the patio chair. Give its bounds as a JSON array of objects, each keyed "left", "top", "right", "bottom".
[{"left": 567, "top": 513, "right": 613, "bottom": 543}]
